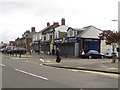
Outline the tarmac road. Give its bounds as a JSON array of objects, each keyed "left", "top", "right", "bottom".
[{"left": 1, "top": 54, "right": 118, "bottom": 88}]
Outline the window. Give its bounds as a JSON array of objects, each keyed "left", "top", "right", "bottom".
[
  {"left": 54, "top": 32, "right": 57, "bottom": 39},
  {"left": 44, "top": 35, "right": 46, "bottom": 41},
  {"left": 74, "top": 30, "right": 77, "bottom": 36},
  {"left": 70, "top": 30, "right": 72, "bottom": 36},
  {"left": 50, "top": 35, "right": 52, "bottom": 40}
]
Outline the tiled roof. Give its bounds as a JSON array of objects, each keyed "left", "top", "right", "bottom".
[{"left": 40, "top": 23, "right": 60, "bottom": 34}]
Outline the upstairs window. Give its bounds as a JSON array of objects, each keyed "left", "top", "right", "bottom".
[
  {"left": 50, "top": 35, "right": 52, "bottom": 40},
  {"left": 44, "top": 35, "right": 46, "bottom": 41},
  {"left": 74, "top": 30, "right": 77, "bottom": 36},
  {"left": 70, "top": 30, "right": 73, "bottom": 36}
]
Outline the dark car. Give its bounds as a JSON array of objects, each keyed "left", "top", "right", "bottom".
[
  {"left": 83, "top": 50, "right": 104, "bottom": 59},
  {"left": 0, "top": 48, "right": 6, "bottom": 53},
  {"left": 12, "top": 47, "right": 27, "bottom": 54}
]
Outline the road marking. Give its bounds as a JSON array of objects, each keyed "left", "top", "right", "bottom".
[
  {"left": 40, "top": 59, "right": 44, "bottom": 63},
  {"left": 45, "top": 61, "right": 51, "bottom": 63},
  {"left": 0, "top": 64, "right": 5, "bottom": 66},
  {"left": 14, "top": 69, "right": 48, "bottom": 80}
]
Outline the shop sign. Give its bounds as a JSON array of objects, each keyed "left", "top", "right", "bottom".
[
  {"left": 84, "top": 39, "right": 99, "bottom": 42},
  {"left": 54, "top": 38, "right": 63, "bottom": 44},
  {"left": 67, "top": 37, "right": 79, "bottom": 43}
]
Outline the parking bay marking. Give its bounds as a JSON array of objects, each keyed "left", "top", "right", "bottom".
[{"left": 14, "top": 69, "right": 48, "bottom": 80}]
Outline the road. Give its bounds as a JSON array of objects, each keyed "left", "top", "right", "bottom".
[{"left": 1, "top": 54, "right": 118, "bottom": 88}]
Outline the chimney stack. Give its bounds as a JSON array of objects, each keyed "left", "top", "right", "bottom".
[
  {"left": 61, "top": 18, "right": 65, "bottom": 25},
  {"left": 31, "top": 27, "right": 35, "bottom": 32},
  {"left": 53, "top": 22, "right": 59, "bottom": 25},
  {"left": 47, "top": 22, "right": 50, "bottom": 27}
]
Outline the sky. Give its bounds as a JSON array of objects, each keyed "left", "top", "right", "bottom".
[{"left": 0, "top": 0, "right": 119, "bottom": 43}]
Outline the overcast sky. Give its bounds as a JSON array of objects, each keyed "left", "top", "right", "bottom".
[{"left": 0, "top": 0, "right": 119, "bottom": 43}]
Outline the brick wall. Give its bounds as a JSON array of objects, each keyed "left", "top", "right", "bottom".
[{"left": 26, "top": 38, "right": 32, "bottom": 52}]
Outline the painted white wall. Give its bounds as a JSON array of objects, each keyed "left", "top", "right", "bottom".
[
  {"left": 32, "top": 32, "right": 42, "bottom": 41},
  {"left": 41, "top": 35, "right": 45, "bottom": 41},
  {"left": 80, "top": 26, "right": 102, "bottom": 38},
  {"left": 67, "top": 29, "right": 78, "bottom": 37},
  {"left": 32, "top": 35, "right": 35, "bottom": 41},
  {"left": 75, "top": 43, "right": 79, "bottom": 57},
  {"left": 101, "top": 40, "right": 112, "bottom": 54},
  {"left": 0, "top": 43, "right": 4, "bottom": 48},
  {"left": 55, "top": 25, "right": 68, "bottom": 32},
  {"left": 55, "top": 25, "right": 69, "bottom": 38},
  {"left": 32, "top": 33, "right": 38, "bottom": 41},
  {"left": 46, "top": 33, "right": 49, "bottom": 41},
  {"left": 67, "top": 28, "right": 74, "bottom": 37},
  {"left": 101, "top": 40, "right": 118, "bottom": 54},
  {"left": 37, "top": 33, "right": 41, "bottom": 40}
]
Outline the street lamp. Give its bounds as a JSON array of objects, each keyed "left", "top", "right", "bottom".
[
  {"left": 52, "top": 28, "right": 55, "bottom": 55},
  {"left": 38, "top": 40, "right": 40, "bottom": 54},
  {"left": 111, "top": 20, "right": 120, "bottom": 60}
]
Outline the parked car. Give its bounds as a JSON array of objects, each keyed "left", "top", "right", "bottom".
[
  {"left": 3, "top": 46, "right": 16, "bottom": 54},
  {"left": 104, "top": 48, "right": 118, "bottom": 58},
  {"left": 81, "top": 50, "right": 104, "bottom": 59},
  {"left": 12, "top": 47, "right": 27, "bottom": 54},
  {"left": 0, "top": 48, "right": 5, "bottom": 53}
]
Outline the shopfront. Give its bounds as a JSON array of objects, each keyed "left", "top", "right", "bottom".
[
  {"left": 41, "top": 41, "right": 50, "bottom": 53},
  {"left": 82, "top": 38, "right": 100, "bottom": 53},
  {"left": 54, "top": 37, "right": 80, "bottom": 57}
]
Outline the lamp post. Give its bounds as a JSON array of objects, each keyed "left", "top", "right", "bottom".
[
  {"left": 38, "top": 40, "right": 40, "bottom": 55},
  {"left": 111, "top": 20, "right": 120, "bottom": 60},
  {"left": 52, "top": 28, "right": 55, "bottom": 55}
]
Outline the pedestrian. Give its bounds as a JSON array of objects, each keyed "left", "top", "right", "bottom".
[
  {"left": 52, "top": 49, "right": 55, "bottom": 55},
  {"left": 56, "top": 48, "right": 61, "bottom": 63}
]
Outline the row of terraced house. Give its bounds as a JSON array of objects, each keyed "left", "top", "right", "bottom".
[{"left": 14, "top": 18, "right": 114, "bottom": 57}]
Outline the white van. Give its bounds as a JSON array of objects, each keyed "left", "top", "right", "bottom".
[{"left": 104, "top": 48, "right": 118, "bottom": 58}]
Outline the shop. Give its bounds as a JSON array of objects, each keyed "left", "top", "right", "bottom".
[
  {"left": 82, "top": 38, "right": 100, "bottom": 53},
  {"left": 41, "top": 41, "right": 50, "bottom": 53},
  {"left": 54, "top": 37, "right": 80, "bottom": 57}
]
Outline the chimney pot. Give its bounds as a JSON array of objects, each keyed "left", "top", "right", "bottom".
[
  {"left": 47, "top": 22, "right": 50, "bottom": 26},
  {"left": 31, "top": 27, "right": 35, "bottom": 32},
  {"left": 53, "top": 22, "right": 59, "bottom": 25},
  {"left": 61, "top": 18, "right": 65, "bottom": 25}
]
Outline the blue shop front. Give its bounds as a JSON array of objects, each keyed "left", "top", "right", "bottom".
[
  {"left": 54, "top": 37, "right": 100, "bottom": 57},
  {"left": 82, "top": 38, "right": 100, "bottom": 53},
  {"left": 41, "top": 41, "right": 50, "bottom": 53},
  {"left": 54, "top": 37, "right": 80, "bottom": 57}
]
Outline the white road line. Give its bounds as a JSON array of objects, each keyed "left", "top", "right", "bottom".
[
  {"left": 14, "top": 69, "right": 48, "bottom": 80},
  {"left": 0, "top": 64, "right": 5, "bottom": 66},
  {"left": 40, "top": 59, "right": 44, "bottom": 63}
]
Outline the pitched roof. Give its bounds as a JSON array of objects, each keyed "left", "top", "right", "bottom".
[
  {"left": 67, "top": 27, "right": 85, "bottom": 32},
  {"left": 83, "top": 25, "right": 102, "bottom": 31},
  {"left": 40, "top": 22, "right": 60, "bottom": 34}
]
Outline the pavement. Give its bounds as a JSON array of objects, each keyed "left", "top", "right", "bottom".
[{"left": 2, "top": 52, "right": 120, "bottom": 74}]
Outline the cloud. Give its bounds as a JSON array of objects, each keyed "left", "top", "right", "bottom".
[
  {"left": 0, "top": 31, "right": 16, "bottom": 43},
  {"left": 0, "top": 0, "right": 119, "bottom": 43},
  {"left": 0, "top": 0, "right": 80, "bottom": 16}
]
